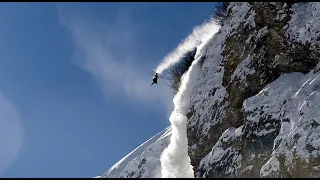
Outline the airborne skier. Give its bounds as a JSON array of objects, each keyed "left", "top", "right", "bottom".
[{"left": 151, "top": 73, "right": 159, "bottom": 86}]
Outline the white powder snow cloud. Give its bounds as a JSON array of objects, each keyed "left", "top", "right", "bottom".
[
  {"left": 156, "top": 17, "right": 220, "bottom": 178},
  {"left": 0, "top": 91, "right": 24, "bottom": 176},
  {"left": 154, "top": 18, "right": 220, "bottom": 74},
  {"left": 57, "top": 7, "right": 173, "bottom": 113},
  {"left": 160, "top": 56, "right": 203, "bottom": 178}
]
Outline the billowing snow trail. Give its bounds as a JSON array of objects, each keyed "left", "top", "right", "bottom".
[
  {"left": 154, "top": 19, "right": 219, "bottom": 74},
  {"left": 159, "top": 56, "right": 202, "bottom": 178}
]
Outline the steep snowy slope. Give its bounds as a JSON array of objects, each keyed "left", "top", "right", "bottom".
[
  {"left": 97, "top": 2, "right": 320, "bottom": 178},
  {"left": 98, "top": 127, "right": 171, "bottom": 178}
]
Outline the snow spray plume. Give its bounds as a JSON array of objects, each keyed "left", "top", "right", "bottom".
[
  {"left": 154, "top": 18, "right": 220, "bottom": 75},
  {"left": 160, "top": 56, "right": 202, "bottom": 178}
]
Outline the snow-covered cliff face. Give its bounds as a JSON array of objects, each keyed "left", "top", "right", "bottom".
[
  {"left": 188, "top": 2, "right": 320, "bottom": 178},
  {"left": 98, "top": 2, "right": 320, "bottom": 178}
]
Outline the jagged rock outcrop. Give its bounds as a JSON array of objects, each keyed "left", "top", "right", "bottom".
[
  {"left": 187, "top": 2, "right": 320, "bottom": 178},
  {"left": 98, "top": 2, "right": 320, "bottom": 178}
]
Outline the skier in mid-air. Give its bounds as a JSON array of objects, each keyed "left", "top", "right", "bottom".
[{"left": 151, "top": 73, "right": 159, "bottom": 86}]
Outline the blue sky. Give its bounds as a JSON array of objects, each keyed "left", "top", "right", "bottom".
[{"left": 0, "top": 2, "right": 218, "bottom": 178}]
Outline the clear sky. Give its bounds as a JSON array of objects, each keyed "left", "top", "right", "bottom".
[{"left": 0, "top": 2, "right": 218, "bottom": 178}]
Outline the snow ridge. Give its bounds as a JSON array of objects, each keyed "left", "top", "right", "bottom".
[{"left": 100, "top": 127, "right": 171, "bottom": 178}]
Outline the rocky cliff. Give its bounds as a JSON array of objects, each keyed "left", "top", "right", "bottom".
[{"left": 98, "top": 2, "right": 320, "bottom": 178}]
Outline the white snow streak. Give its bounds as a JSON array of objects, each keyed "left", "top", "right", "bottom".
[
  {"left": 160, "top": 56, "right": 203, "bottom": 178},
  {"left": 154, "top": 19, "right": 220, "bottom": 74},
  {"left": 154, "top": 14, "right": 221, "bottom": 178}
]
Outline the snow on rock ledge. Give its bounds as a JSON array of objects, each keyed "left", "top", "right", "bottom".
[
  {"left": 260, "top": 71, "right": 320, "bottom": 178},
  {"left": 197, "top": 71, "right": 320, "bottom": 178},
  {"left": 286, "top": 2, "right": 320, "bottom": 46}
]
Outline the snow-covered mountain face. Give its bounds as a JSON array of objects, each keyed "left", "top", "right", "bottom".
[
  {"left": 96, "top": 127, "right": 171, "bottom": 178},
  {"left": 98, "top": 2, "right": 320, "bottom": 178}
]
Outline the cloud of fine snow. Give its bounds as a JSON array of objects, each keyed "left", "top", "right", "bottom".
[
  {"left": 154, "top": 19, "right": 220, "bottom": 74},
  {"left": 159, "top": 55, "right": 203, "bottom": 178},
  {"left": 157, "top": 16, "right": 221, "bottom": 178}
]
